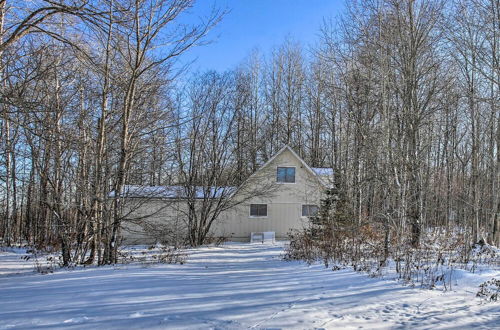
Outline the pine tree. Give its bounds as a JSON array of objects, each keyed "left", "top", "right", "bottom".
[{"left": 310, "top": 175, "right": 354, "bottom": 239}]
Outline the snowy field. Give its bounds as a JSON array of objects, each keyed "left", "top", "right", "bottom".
[{"left": 0, "top": 243, "right": 499, "bottom": 329}]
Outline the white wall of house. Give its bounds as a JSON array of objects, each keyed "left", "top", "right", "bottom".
[
  {"left": 121, "top": 199, "right": 189, "bottom": 245},
  {"left": 121, "top": 147, "right": 328, "bottom": 243},
  {"left": 213, "top": 148, "right": 325, "bottom": 240}
]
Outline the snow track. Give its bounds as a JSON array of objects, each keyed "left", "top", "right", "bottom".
[{"left": 0, "top": 243, "right": 498, "bottom": 329}]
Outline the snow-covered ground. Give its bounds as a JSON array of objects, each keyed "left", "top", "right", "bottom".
[{"left": 0, "top": 243, "right": 498, "bottom": 329}]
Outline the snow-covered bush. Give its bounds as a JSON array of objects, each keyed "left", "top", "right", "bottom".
[
  {"left": 477, "top": 278, "right": 500, "bottom": 302},
  {"left": 285, "top": 181, "right": 500, "bottom": 291},
  {"left": 21, "top": 248, "right": 63, "bottom": 274},
  {"left": 285, "top": 185, "right": 388, "bottom": 272},
  {"left": 119, "top": 245, "right": 188, "bottom": 265},
  {"left": 284, "top": 229, "right": 318, "bottom": 264},
  {"left": 286, "top": 222, "right": 499, "bottom": 291},
  {"left": 153, "top": 246, "right": 187, "bottom": 265}
]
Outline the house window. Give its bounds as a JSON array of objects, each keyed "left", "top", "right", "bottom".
[
  {"left": 250, "top": 204, "right": 268, "bottom": 217},
  {"left": 277, "top": 167, "right": 295, "bottom": 183},
  {"left": 302, "top": 204, "right": 319, "bottom": 217}
]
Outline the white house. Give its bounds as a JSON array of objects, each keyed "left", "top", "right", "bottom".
[{"left": 121, "top": 146, "right": 333, "bottom": 243}]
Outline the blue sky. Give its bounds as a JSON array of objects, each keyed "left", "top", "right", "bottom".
[{"left": 180, "top": 0, "right": 345, "bottom": 72}]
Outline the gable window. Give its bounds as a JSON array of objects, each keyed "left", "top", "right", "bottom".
[
  {"left": 250, "top": 204, "right": 268, "bottom": 217},
  {"left": 277, "top": 167, "right": 295, "bottom": 183},
  {"left": 302, "top": 204, "right": 319, "bottom": 217}
]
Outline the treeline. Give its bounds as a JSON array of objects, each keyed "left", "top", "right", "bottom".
[
  {"left": 0, "top": 0, "right": 223, "bottom": 264},
  {"left": 0, "top": 0, "right": 498, "bottom": 264}
]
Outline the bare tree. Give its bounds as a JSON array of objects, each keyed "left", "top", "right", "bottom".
[{"left": 174, "top": 71, "right": 277, "bottom": 246}]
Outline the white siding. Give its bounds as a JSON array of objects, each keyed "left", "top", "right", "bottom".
[
  {"left": 122, "top": 147, "right": 326, "bottom": 243},
  {"left": 213, "top": 148, "right": 324, "bottom": 240}
]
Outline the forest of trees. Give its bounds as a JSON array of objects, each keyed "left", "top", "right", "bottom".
[{"left": 0, "top": 0, "right": 498, "bottom": 265}]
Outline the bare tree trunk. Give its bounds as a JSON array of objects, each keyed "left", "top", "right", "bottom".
[
  {"left": 0, "top": 0, "right": 10, "bottom": 245},
  {"left": 90, "top": 0, "right": 113, "bottom": 266}
]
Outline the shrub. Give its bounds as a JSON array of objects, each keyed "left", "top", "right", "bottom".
[{"left": 477, "top": 278, "right": 500, "bottom": 302}]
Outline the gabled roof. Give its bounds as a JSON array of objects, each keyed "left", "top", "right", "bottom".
[
  {"left": 311, "top": 168, "right": 334, "bottom": 176},
  {"left": 254, "top": 145, "right": 333, "bottom": 188},
  {"left": 114, "top": 146, "right": 332, "bottom": 199},
  {"left": 112, "top": 185, "right": 236, "bottom": 199}
]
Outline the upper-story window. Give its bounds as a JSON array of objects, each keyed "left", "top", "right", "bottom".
[{"left": 277, "top": 167, "right": 295, "bottom": 183}]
